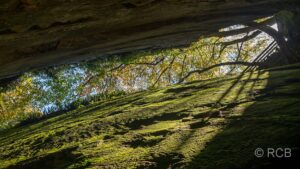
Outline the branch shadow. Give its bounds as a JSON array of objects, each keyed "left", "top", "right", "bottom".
[{"left": 183, "top": 66, "right": 300, "bottom": 169}]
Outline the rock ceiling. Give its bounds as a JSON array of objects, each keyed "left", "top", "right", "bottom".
[{"left": 0, "top": 0, "right": 296, "bottom": 79}]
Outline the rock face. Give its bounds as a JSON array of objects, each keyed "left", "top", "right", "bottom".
[{"left": 0, "top": 0, "right": 297, "bottom": 79}]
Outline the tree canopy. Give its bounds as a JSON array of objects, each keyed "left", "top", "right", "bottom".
[{"left": 0, "top": 19, "right": 278, "bottom": 129}]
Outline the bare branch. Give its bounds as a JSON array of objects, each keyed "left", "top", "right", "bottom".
[
  {"left": 221, "top": 30, "right": 262, "bottom": 46},
  {"left": 210, "top": 38, "right": 221, "bottom": 60},
  {"left": 180, "top": 54, "right": 187, "bottom": 79},
  {"left": 216, "top": 30, "right": 259, "bottom": 60},
  {"left": 247, "top": 21, "right": 298, "bottom": 63},
  {"left": 217, "top": 45, "right": 227, "bottom": 59},
  {"left": 227, "top": 41, "right": 245, "bottom": 74},
  {"left": 128, "top": 56, "right": 166, "bottom": 66},
  {"left": 110, "top": 64, "right": 125, "bottom": 71},
  {"left": 178, "top": 61, "right": 259, "bottom": 83},
  {"left": 152, "top": 56, "right": 176, "bottom": 87},
  {"left": 212, "top": 17, "right": 276, "bottom": 38},
  {"left": 80, "top": 62, "right": 126, "bottom": 89}
]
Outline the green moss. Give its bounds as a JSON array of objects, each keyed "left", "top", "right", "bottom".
[{"left": 1, "top": 64, "right": 300, "bottom": 169}]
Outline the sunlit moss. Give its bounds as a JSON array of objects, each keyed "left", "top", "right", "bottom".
[{"left": 0, "top": 64, "right": 299, "bottom": 168}]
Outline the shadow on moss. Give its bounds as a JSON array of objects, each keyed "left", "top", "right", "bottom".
[
  {"left": 4, "top": 147, "right": 88, "bottom": 169},
  {"left": 184, "top": 67, "right": 300, "bottom": 169}
]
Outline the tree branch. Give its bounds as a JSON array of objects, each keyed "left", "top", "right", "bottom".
[
  {"left": 152, "top": 56, "right": 176, "bottom": 87},
  {"left": 221, "top": 30, "right": 262, "bottom": 46},
  {"left": 128, "top": 56, "right": 165, "bottom": 66},
  {"left": 212, "top": 17, "right": 276, "bottom": 38},
  {"left": 247, "top": 21, "right": 298, "bottom": 63},
  {"left": 227, "top": 42, "right": 245, "bottom": 74},
  {"left": 180, "top": 54, "right": 187, "bottom": 79},
  {"left": 110, "top": 63, "right": 126, "bottom": 71},
  {"left": 178, "top": 61, "right": 259, "bottom": 83},
  {"left": 210, "top": 38, "right": 221, "bottom": 60}
]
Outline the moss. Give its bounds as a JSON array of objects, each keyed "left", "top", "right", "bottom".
[{"left": 1, "top": 64, "right": 300, "bottom": 169}]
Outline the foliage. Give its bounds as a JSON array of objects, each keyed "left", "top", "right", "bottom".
[{"left": 0, "top": 27, "right": 273, "bottom": 128}]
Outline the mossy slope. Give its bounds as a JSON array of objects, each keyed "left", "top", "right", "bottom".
[{"left": 0, "top": 64, "right": 300, "bottom": 169}]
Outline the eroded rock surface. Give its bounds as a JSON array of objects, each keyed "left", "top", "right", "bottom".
[{"left": 0, "top": 0, "right": 298, "bottom": 79}]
